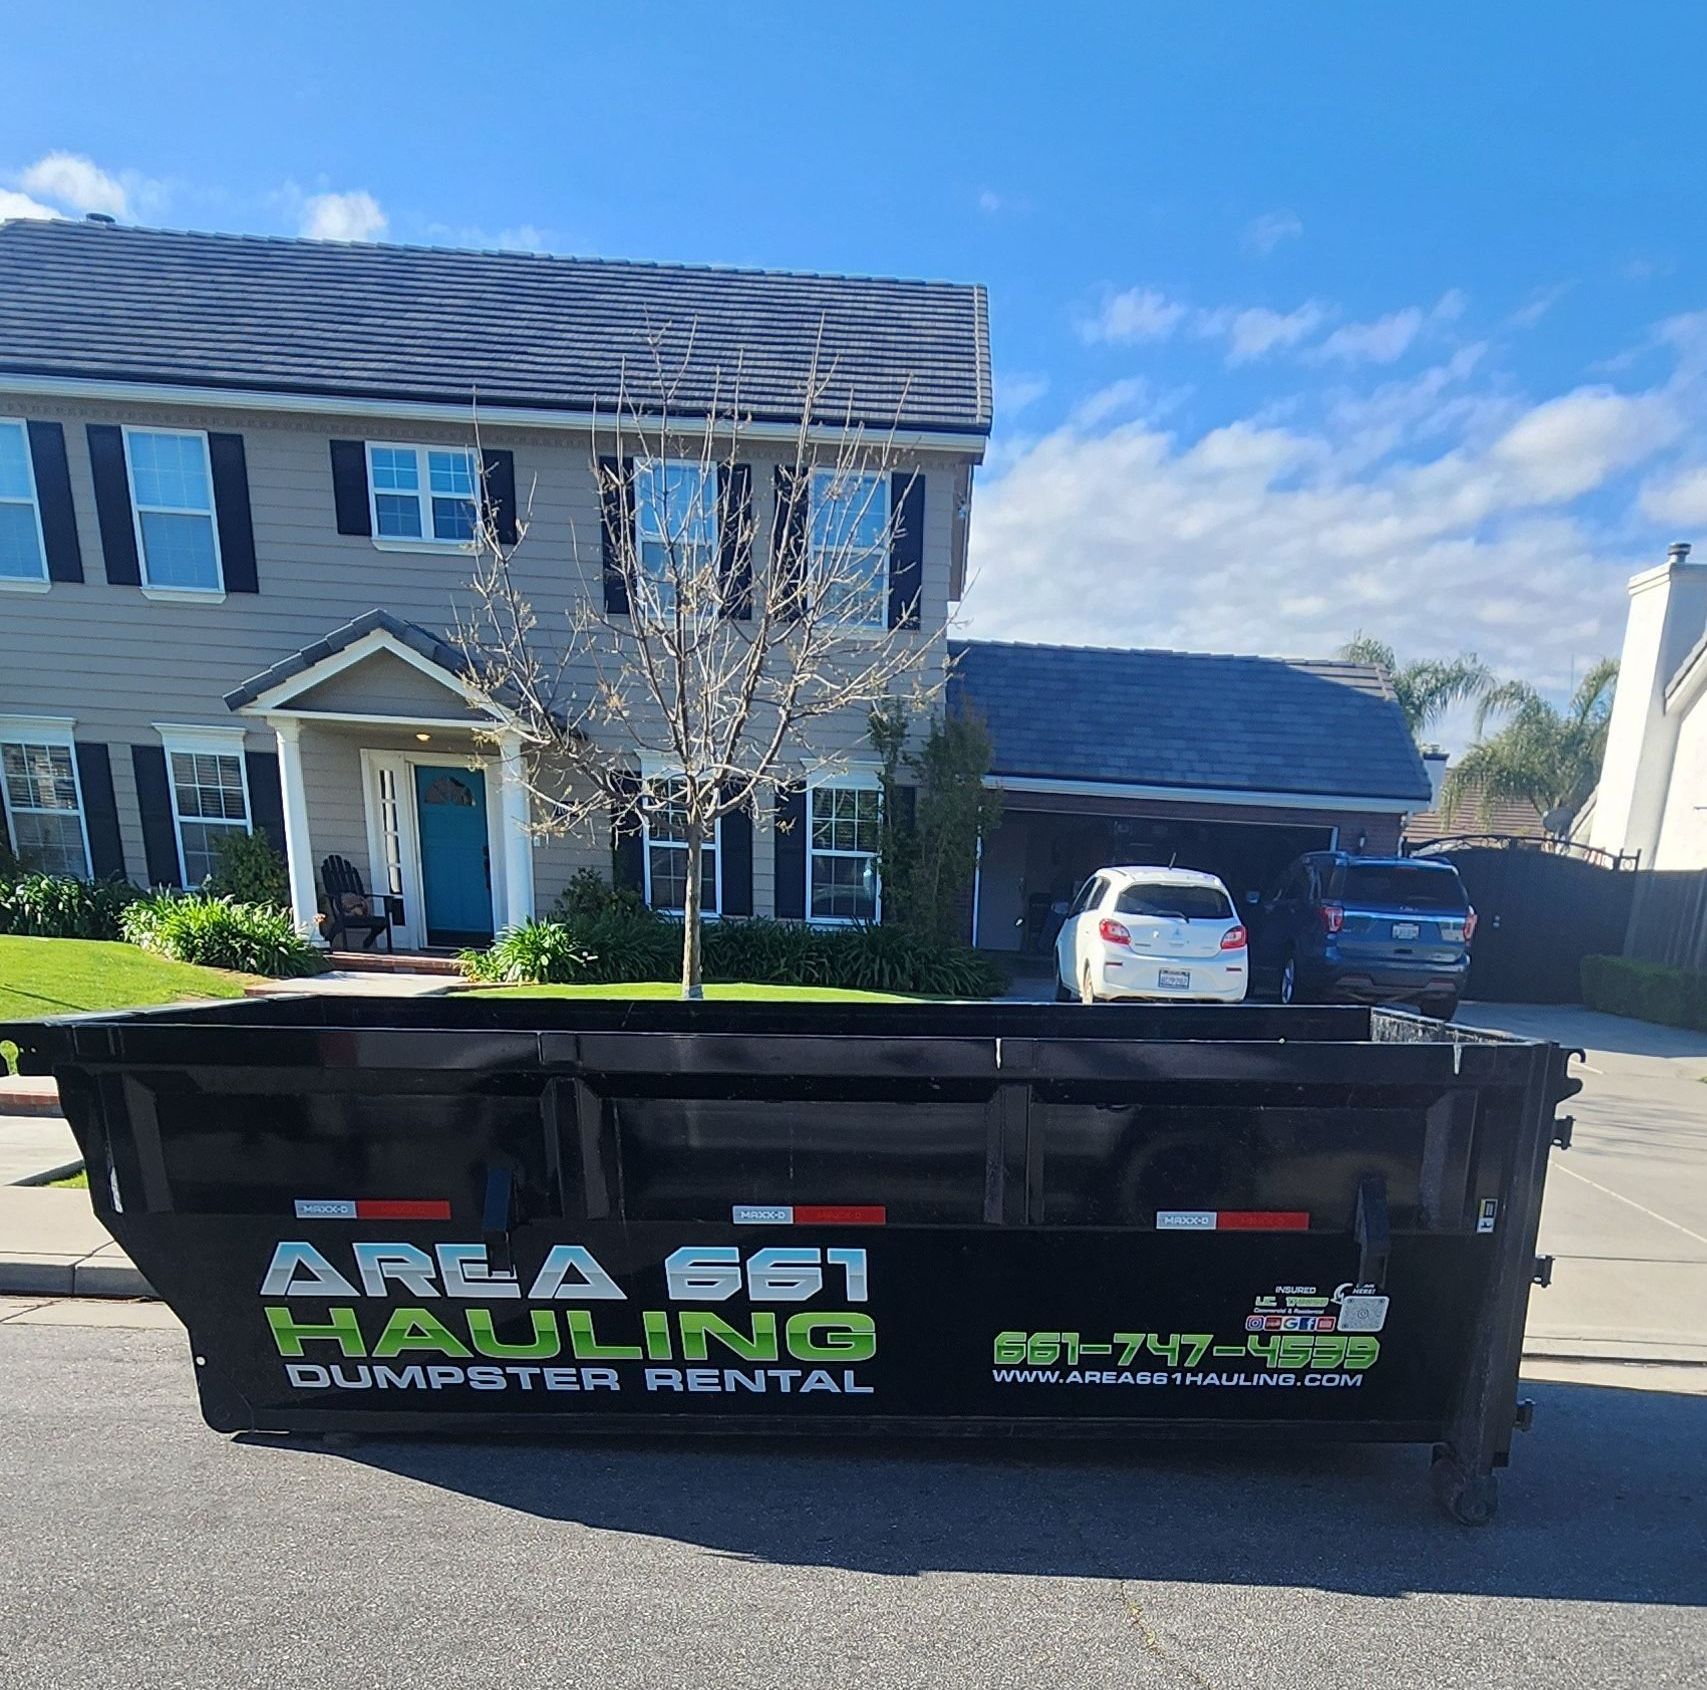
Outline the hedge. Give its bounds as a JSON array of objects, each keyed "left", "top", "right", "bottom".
[
  {"left": 1580, "top": 954, "right": 1707, "bottom": 1032},
  {"left": 464, "top": 914, "right": 1009, "bottom": 998}
]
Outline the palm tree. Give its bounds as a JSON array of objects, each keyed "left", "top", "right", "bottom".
[
  {"left": 1442, "top": 660, "right": 1619, "bottom": 834},
  {"left": 1338, "top": 634, "right": 1496, "bottom": 739}
]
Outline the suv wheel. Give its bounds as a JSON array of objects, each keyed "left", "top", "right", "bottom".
[{"left": 1279, "top": 951, "right": 1299, "bottom": 1005}]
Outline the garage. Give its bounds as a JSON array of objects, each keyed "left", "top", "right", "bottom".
[{"left": 948, "top": 641, "right": 1432, "bottom": 958}]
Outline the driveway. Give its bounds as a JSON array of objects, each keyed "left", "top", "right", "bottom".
[{"left": 1458, "top": 1003, "right": 1707, "bottom": 1364}]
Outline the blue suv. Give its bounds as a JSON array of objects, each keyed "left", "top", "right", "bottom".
[{"left": 1250, "top": 852, "right": 1475, "bottom": 1018}]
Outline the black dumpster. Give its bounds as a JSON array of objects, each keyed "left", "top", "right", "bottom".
[{"left": 2, "top": 996, "right": 1578, "bottom": 1523}]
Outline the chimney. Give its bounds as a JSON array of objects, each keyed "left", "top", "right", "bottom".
[
  {"left": 1588, "top": 539, "right": 1707, "bottom": 863},
  {"left": 1421, "top": 746, "right": 1448, "bottom": 807}
]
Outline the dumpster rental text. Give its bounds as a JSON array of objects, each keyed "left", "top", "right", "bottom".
[{"left": 259, "top": 1240, "right": 876, "bottom": 1397}]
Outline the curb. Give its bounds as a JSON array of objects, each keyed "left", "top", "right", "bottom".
[{"left": 0, "top": 1253, "right": 154, "bottom": 1299}]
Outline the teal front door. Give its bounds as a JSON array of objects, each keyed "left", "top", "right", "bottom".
[{"left": 414, "top": 765, "right": 492, "bottom": 947}]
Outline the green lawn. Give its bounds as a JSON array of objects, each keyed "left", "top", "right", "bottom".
[
  {"left": 466, "top": 981, "right": 919, "bottom": 1002},
  {"left": 0, "top": 935, "right": 262, "bottom": 1073}
]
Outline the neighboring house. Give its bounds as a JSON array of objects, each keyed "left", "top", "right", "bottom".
[
  {"left": 1401, "top": 775, "right": 1547, "bottom": 847},
  {"left": 949, "top": 642, "right": 1431, "bottom": 952},
  {"left": 0, "top": 217, "right": 989, "bottom": 945},
  {"left": 1586, "top": 541, "right": 1707, "bottom": 870}
]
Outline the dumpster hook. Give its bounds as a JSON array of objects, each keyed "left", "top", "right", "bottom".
[
  {"left": 483, "top": 1164, "right": 516, "bottom": 1278},
  {"left": 1354, "top": 1175, "right": 1390, "bottom": 1290}
]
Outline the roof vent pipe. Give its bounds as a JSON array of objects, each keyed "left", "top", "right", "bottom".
[
  {"left": 84, "top": 213, "right": 116, "bottom": 225},
  {"left": 1669, "top": 540, "right": 1692, "bottom": 564}
]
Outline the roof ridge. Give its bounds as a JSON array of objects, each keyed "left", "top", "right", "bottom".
[
  {"left": 953, "top": 636, "right": 1382, "bottom": 674},
  {"left": 0, "top": 217, "right": 984, "bottom": 294}
]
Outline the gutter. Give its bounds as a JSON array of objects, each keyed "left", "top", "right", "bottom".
[
  {"left": 0, "top": 370, "right": 991, "bottom": 460},
  {"left": 987, "top": 773, "right": 1424, "bottom": 816}
]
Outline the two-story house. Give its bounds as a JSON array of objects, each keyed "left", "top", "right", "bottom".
[
  {"left": 1, "top": 216, "right": 1432, "bottom": 958},
  {"left": 0, "top": 217, "right": 989, "bottom": 947}
]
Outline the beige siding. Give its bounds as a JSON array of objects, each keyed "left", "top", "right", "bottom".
[{"left": 0, "top": 389, "right": 969, "bottom": 911}]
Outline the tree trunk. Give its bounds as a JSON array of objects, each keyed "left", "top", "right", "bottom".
[{"left": 681, "top": 815, "right": 704, "bottom": 1000}]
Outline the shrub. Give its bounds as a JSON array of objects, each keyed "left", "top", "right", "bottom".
[
  {"left": 549, "top": 867, "right": 651, "bottom": 923},
  {"left": 462, "top": 910, "right": 1007, "bottom": 996},
  {"left": 207, "top": 829, "right": 290, "bottom": 908},
  {"left": 1580, "top": 954, "right": 1707, "bottom": 1031},
  {"left": 122, "top": 891, "right": 326, "bottom": 978},
  {"left": 0, "top": 871, "right": 138, "bottom": 940}
]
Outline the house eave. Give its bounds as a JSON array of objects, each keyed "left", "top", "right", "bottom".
[{"left": 987, "top": 772, "right": 1424, "bottom": 815}]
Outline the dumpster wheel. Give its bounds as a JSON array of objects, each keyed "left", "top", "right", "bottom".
[{"left": 1431, "top": 1447, "right": 1498, "bottom": 1526}]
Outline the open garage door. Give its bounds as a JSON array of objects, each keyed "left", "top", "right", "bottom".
[{"left": 978, "top": 806, "right": 1337, "bottom": 954}]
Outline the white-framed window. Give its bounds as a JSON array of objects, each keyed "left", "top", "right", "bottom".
[
  {"left": 124, "top": 427, "right": 224, "bottom": 593},
  {"left": 156, "top": 726, "right": 251, "bottom": 886},
  {"left": 0, "top": 419, "right": 48, "bottom": 587},
  {"left": 367, "top": 443, "right": 479, "bottom": 545},
  {"left": 807, "top": 777, "right": 882, "bottom": 923},
  {"left": 809, "top": 469, "right": 889, "bottom": 627},
  {"left": 0, "top": 716, "right": 89, "bottom": 878},
  {"left": 642, "top": 777, "right": 720, "bottom": 916},
  {"left": 633, "top": 459, "right": 716, "bottom": 609}
]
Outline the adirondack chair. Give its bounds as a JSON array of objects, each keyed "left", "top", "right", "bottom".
[{"left": 320, "top": 854, "right": 395, "bottom": 950}]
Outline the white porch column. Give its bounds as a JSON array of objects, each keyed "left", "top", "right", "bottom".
[
  {"left": 497, "top": 730, "right": 535, "bottom": 930},
  {"left": 271, "top": 716, "right": 324, "bottom": 944}
]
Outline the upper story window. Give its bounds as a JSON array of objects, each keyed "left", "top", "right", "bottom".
[
  {"left": 810, "top": 469, "right": 889, "bottom": 628},
  {"left": 0, "top": 420, "right": 47, "bottom": 585},
  {"left": 633, "top": 460, "right": 716, "bottom": 608},
  {"left": 368, "top": 444, "right": 478, "bottom": 544},
  {"left": 124, "top": 428, "right": 223, "bottom": 592},
  {"left": 0, "top": 720, "right": 89, "bottom": 878}
]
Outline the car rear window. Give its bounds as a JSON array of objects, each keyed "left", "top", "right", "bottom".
[
  {"left": 1115, "top": 882, "right": 1234, "bottom": 921},
  {"left": 1338, "top": 863, "right": 1467, "bottom": 911}
]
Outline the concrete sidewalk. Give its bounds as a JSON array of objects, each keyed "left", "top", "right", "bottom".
[{"left": 0, "top": 1188, "right": 150, "bottom": 1297}]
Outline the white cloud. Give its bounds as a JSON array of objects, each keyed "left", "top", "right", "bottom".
[
  {"left": 1069, "top": 378, "right": 1152, "bottom": 430},
  {"left": 1080, "top": 287, "right": 1189, "bottom": 344},
  {"left": 18, "top": 151, "right": 129, "bottom": 217},
  {"left": 1199, "top": 301, "right": 1331, "bottom": 364},
  {"left": 300, "top": 190, "right": 387, "bottom": 242},
  {"left": 495, "top": 224, "right": 546, "bottom": 252},
  {"left": 1244, "top": 210, "right": 1303, "bottom": 256},
  {"left": 996, "top": 372, "right": 1050, "bottom": 417},
  {"left": 0, "top": 188, "right": 61, "bottom": 221},
  {"left": 963, "top": 344, "right": 1696, "bottom": 719},
  {"left": 977, "top": 188, "right": 1003, "bottom": 214},
  {"left": 1312, "top": 291, "right": 1466, "bottom": 367}
]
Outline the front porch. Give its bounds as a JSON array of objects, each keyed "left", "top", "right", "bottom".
[{"left": 224, "top": 610, "right": 539, "bottom": 948}]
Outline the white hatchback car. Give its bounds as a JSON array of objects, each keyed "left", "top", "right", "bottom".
[{"left": 1055, "top": 866, "right": 1249, "bottom": 1003}]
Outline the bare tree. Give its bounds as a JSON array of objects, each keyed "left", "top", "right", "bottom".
[{"left": 454, "top": 331, "right": 941, "bottom": 997}]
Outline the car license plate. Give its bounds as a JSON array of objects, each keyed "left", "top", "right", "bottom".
[
  {"left": 1392, "top": 922, "right": 1419, "bottom": 940},
  {"left": 1158, "top": 968, "right": 1190, "bottom": 990}
]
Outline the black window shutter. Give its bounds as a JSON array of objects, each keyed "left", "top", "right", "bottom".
[
  {"left": 245, "top": 750, "right": 287, "bottom": 858},
  {"left": 717, "top": 462, "right": 753, "bottom": 619},
  {"left": 329, "top": 440, "right": 372, "bottom": 536},
  {"left": 888, "top": 471, "right": 925, "bottom": 630},
  {"left": 773, "top": 785, "right": 807, "bottom": 919},
  {"left": 74, "top": 743, "right": 125, "bottom": 880},
  {"left": 599, "top": 457, "right": 633, "bottom": 614},
  {"left": 482, "top": 448, "right": 518, "bottom": 545},
  {"left": 86, "top": 423, "right": 140, "bottom": 585},
  {"left": 610, "top": 770, "right": 644, "bottom": 893},
  {"left": 771, "top": 466, "right": 808, "bottom": 618},
  {"left": 130, "top": 743, "right": 182, "bottom": 888},
  {"left": 721, "top": 787, "right": 753, "bottom": 916},
  {"left": 26, "top": 422, "right": 83, "bottom": 583},
  {"left": 208, "top": 432, "right": 258, "bottom": 593}
]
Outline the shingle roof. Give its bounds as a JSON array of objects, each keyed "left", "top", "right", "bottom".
[
  {"left": 222, "top": 608, "right": 474, "bottom": 710},
  {"left": 949, "top": 640, "right": 1432, "bottom": 805},
  {"left": 0, "top": 219, "right": 992, "bottom": 435},
  {"left": 1401, "top": 776, "right": 1548, "bottom": 842}
]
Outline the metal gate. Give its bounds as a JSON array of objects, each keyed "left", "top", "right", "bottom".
[{"left": 1411, "top": 841, "right": 1635, "bottom": 1002}]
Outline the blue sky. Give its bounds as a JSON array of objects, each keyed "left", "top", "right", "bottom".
[{"left": 5, "top": 2, "right": 1706, "bottom": 737}]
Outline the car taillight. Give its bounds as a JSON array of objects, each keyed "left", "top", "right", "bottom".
[
  {"left": 1464, "top": 907, "right": 1478, "bottom": 944},
  {"left": 1098, "top": 918, "right": 1131, "bottom": 946},
  {"left": 1220, "top": 925, "right": 1247, "bottom": 950},
  {"left": 1318, "top": 904, "right": 1344, "bottom": 935}
]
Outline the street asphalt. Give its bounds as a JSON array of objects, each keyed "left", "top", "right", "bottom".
[{"left": 2, "top": 1001, "right": 1704, "bottom": 1688}]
